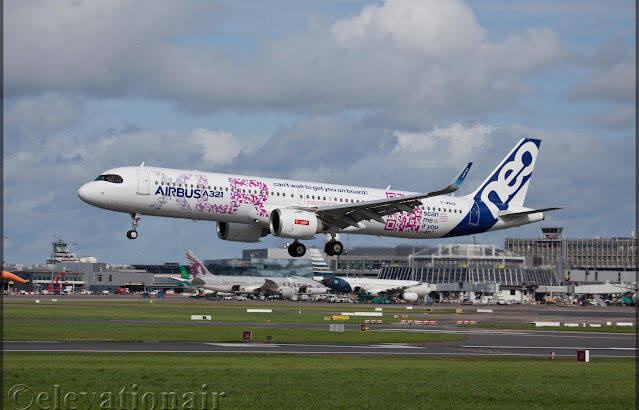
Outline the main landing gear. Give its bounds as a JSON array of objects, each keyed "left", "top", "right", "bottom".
[
  {"left": 126, "top": 213, "right": 140, "bottom": 240},
  {"left": 324, "top": 238, "right": 344, "bottom": 256},
  {"left": 287, "top": 241, "right": 306, "bottom": 258},
  {"left": 286, "top": 235, "right": 345, "bottom": 258}
]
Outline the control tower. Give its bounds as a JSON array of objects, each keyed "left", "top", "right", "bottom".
[{"left": 46, "top": 238, "right": 80, "bottom": 264}]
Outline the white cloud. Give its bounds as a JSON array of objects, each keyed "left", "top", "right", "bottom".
[
  {"left": 5, "top": 0, "right": 563, "bottom": 127},
  {"left": 4, "top": 92, "right": 82, "bottom": 137},
  {"left": 567, "top": 59, "right": 635, "bottom": 104}
]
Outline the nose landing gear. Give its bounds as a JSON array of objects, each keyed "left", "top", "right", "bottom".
[
  {"left": 287, "top": 241, "right": 306, "bottom": 257},
  {"left": 127, "top": 213, "right": 140, "bottom": 239}
]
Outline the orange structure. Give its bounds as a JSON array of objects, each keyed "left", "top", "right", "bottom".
[{"left": 2, "top": 271, "right": 27, "bottom": 284}]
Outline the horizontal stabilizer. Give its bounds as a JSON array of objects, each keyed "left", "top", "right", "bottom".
[{"left": 498, "top": 207, "right": 566, "bottom": 219}]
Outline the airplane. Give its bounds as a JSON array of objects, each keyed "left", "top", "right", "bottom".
[
  {"left": 78, "top": 138, "right": 564, "bottom": 258},
  {"left": 309, "top": 247, "right": 430, "bottom": 302},
  {"left": 182, "top": 250, "right": 328, "bottom": 298},
  {"left": 168, "top": 265, "right": 216, "bottom": 297}
]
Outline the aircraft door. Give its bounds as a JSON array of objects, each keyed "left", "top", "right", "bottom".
[
  {"left": 137, "top": 171, "right": 150, "bottom": 195},
  {"left": 297, "top": 189, "right": 305, "bottom": 205},
  {"left": 468, "top": 202, "right": 480, "bottom": 225}
]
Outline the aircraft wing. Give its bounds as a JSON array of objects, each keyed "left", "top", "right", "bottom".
[
  {"left": 170, "top": 276, "right": 194, "bottom": 285},
  {"left": 311, "top": 163, "right": 472, "bottom": 229},
  {"left": 244, "top": 279, "right": 279, "bottom": 294},
  {"left": 258, "top": 279, "right": 281, "bottom": 293}
]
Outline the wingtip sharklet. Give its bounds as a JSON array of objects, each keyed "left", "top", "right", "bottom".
[{"left": 448, "top": 162, "right": 473, "bottom": 192}]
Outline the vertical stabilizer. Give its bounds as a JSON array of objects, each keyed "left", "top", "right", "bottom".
[
  {"left": 466, "top": 138, "right": 541, "bottom": 218},
  {"left": 310, "top": 247, "right": 334, "bottom": 278},
  {"left": 185, "top": 250, "right": 214, "bottom": 277}
]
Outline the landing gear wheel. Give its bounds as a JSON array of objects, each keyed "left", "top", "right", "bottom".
[
  {"left": 127, "top": 213, "right": 141, "bottom": 239},
  {"left": 325, "top": 240, "right": 344, "bottom": 256},
  {"left": 288, "top": 241, "right": 306, "bottom": 257}
]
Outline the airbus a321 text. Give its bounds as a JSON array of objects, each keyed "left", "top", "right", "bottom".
[{"left": 78, "top": 138, "right": 564, "bottom": 257}]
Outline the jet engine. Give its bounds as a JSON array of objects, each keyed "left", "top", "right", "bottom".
[
  {"left": 269, "top": 209, "right": 325, "bottom": 239},
  {"left": 280, "top": 287, "right": 297, "bottom": 299},
  {"left": 406, "top": 284, "right": 431, "bottom": 297},
  {"left": 402, "top": 292, "right": 419, "bottom": 303},
  {"left": 216, "top": 222, "right": 267, "bottom": 242}
]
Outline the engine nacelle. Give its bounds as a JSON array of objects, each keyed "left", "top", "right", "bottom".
[
  {"left": 217, "top": 222, "right": 266, "bottom": 242},
  {"left": 280, "top": 287, "right": 297, "bottom": 299},
  {"left": 303, "top": 286, "right": 328, "bottom": 295},
  {"left": 269, "top": 208, "right": 324, "bottom": 239},
  {"left": 402, "top": 292, "right": 419, "bottom": 303},
  {"left": 406, "top": 284, "right": 431, "bottom": 297}
]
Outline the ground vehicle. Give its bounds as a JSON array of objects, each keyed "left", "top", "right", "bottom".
[
  {"left": 80, "top": 290, "right": 94, "bottom": 295},
  {"left": 116, "top": 287, "right": 130, "bottom": 294}
]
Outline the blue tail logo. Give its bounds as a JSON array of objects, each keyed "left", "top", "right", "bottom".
[{"left": 471, "top": 138, "right": 540, "bottom": 218}]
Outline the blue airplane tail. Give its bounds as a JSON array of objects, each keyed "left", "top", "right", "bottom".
[{"left": 466, "top": 138, "right": 541, "bottom": 219}]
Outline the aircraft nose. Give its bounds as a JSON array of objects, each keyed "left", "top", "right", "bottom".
[{"left": 78, "top": 182, "right": 101, "bottom": 205}]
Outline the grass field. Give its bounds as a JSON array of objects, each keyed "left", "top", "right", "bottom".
[
  {"left": 3, "top": 353, "right": 635, "bottom": 409},
  {"left": 2, "top": 299, "right": 434, "bottom": 313},
  {"left": 3, "top": 321, "right": 465, "bottom": 344},
  {"left": 3, "top": 302, "right": 634, "bottom": 333},
  {"left": 2, "top": 303, "right": 392, "bottom": 324}
]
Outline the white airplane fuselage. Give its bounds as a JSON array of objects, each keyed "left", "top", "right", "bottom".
[
  {"left": 79, "top": 139, "right": 557, "bottom": 248},
  {"left": 78, "top": 167, "right": 540, "bottom": 240}
]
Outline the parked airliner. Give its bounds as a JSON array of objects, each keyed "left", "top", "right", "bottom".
[
  {"left": 182, "top": 250, "right": 328, "bottom": 298},
  {"left": 78, "top": 138, "right": 563, "bottom": 257},
  {"left": 309, "top": 248, "right": 430, "bottom": 302}
]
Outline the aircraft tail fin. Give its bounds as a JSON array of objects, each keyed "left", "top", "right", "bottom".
[
  {"left": 185, "top": 250, "right": 214, "bottom": 277},
  {"left": 179, "top": 265, "right": 191, "bottom": 280},
  {"left": 466, "top": 138, "right": 541, "bottom": 218},
  {"left": 310, "top": 247, "right": 335, "bottom": 278}
]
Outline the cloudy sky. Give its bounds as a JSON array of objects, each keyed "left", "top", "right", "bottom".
[{"left": 4, "top": 0, "right": 635, "bottom": 265}]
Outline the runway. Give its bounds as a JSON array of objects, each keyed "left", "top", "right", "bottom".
[{"left": 5, "top": 328, "right": 635, "bottom": 358}]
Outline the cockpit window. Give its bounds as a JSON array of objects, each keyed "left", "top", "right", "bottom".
[{"left": 95, "top": 174, "right": 123, "bottom": 183}]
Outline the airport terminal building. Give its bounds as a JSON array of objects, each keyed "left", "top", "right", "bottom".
[
  {"left": 377, "top": 244, "right": 560, "bottom": 303},
  {"left": 505, "top": 227, "right": 637, "bottom": 283}
]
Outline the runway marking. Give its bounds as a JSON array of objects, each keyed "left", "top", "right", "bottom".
[
  {"left": 462, "top": 345, "right": 637, "bottom": 351},
  {"left": 205, "top": 343, "right": 280, "bottom": 347},
  {"left": 378, "top": 329, "right": 634, "bottom": 339},
  {"left": 2, "top": 349, "right": 633, "bottom": 358},
  {"left": 204, "top": 343, "right": 420, "bottom": 349}
]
